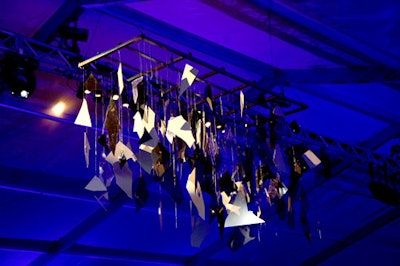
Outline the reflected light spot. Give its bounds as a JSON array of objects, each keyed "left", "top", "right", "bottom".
[{"left": 51, "top": 101, "right": 66, "bottom": 117}]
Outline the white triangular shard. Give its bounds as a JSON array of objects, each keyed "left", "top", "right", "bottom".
[
  {"left": 182, "top": 64, "right": 198, "bottom": 85},
  {"left": 278, "top": 182, "right": 288, "bottom": 198},
  {"left": 85, "top": 176, "right": 107, "bottom": 192},
  {"left": 240, "top": 90, "right": 244, "bottom": 118},
  {"left": 196, "top": 119, "right": 202, "bottom": 145},
  {"left": 131, "top": 76, "right": 143, "bottom": 104},
  {"left": 118, "top": 62, "right": 124, "bottom": 94},
  {"left": 167, "top": 115, "right": 195, "bottom": 147},
  {"left": 225, "top": 192, "right": 265, "bottom": 227},
  {"left": 186, "top": 168, "right": 205, "bottom": 220},
  {"left": 74, "top": 98, "right": 92, "bottom": 127},
  {"left": 302, "top": 149, "right": 321, "bottom": 168},
  {"left": 84, "top": 132, "right": 90, "bottom": 168},
  {"left": 133, "top": 111, "right": 144, "bottom": 138},
  {"left": 180, "top": 64, "right": 198, "bottom": 96}
]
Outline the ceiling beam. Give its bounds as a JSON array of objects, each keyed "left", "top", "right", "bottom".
[
  {"left": 29, "top": 192, "right": 129, "bottom": 265},
  {"left": 300, "top": 207, "right": 400, "bottom": 265},
  {"left": 250, "top": 0, "right": 400, "bottom": 71},
  {"left": 33, "top": 0, "right": 83, "bottom": 43},
  {"left": 68, "top": 244, "right": 188, "bottom": 265},
  {"left": 81, "top": 0, "right": 145, "bottom": 8},
  {"left": 360, "top": 124, "right": 400, "bottom": 149},
  {"left": 200, "top": 0, "right": 361, "bottom": 67},
  {"left": 257, "top": 66, "right": 400, "bottom": 89},
  {"left": 275, "top": 67, "right": 400, "bottom": 85},
  {"left": 94, "top": 5, "right": 276, "bottom": 77},
  {"left": 0, "top": 238, "right": 188, "bottom": 265},
  {"left": 184, "top": 238, "right": 226, "bottom": 266},
  {"left": 284, "top": 83, "right": 400, "bottom": 125},
  {"left": 0, "top": 237, "right": 51, "bottom": 253}
]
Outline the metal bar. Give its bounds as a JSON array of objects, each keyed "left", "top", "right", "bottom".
[
  {"left": 128, "top": 35, "right": 305, "bottom": 115},
  {"left": 165, "top": 69, "right": 221, "bottom": 95},
  {"left": 142, "top": 35, "right": 308, "bottom": 110},
  {"left": 77, "top": 34, "right": 144, "bottom": 68}
]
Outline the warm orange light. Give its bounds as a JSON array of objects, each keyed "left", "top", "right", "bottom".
[{"left": 51, "top": 101, "right": 66, "bottom": 117}]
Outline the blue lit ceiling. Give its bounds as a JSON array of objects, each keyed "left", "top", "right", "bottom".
[{"left": 0, "top": 1, "right": 399, "bottom": 265}]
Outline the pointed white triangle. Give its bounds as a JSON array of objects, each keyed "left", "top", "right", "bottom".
[
  {"left": 240, "top": 90, "right": 244, "bottom": 118},
  {"left": 186, "top": 168, "right": 205, "bottom": 220},
  {"left": 85, "top": 176, "right": 107, "bottom": 192},
  {"left": 131, "top": 76, "right": 143, "bottom": 104},
  {"left": 133, "top": 111, "right": 144, "bottom": 138},
  {"left": 74, "top": 98, "right": 92, "bottom": 127},
  {"left": 182, "top": 64, "right": 197, "bottom": 86},
  {"left": 225, "top": 192, "right": 265, "bottom": 227},
  {"left": 118, "top": 62, "right": 124, "bottom": 94}
]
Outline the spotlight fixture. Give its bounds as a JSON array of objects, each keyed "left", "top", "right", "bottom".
[
  {"left": 4, "top": 54, "right": 39, "bottom": 99},
  {"left": 290, "top": 120, "right": 301, "bottom": 134}
]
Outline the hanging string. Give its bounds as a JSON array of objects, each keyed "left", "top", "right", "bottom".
[
  {"left": 148, "top": 42, "right": 154, "bottom": 110},
  {"left": 94, "top": 70, "right": 99, "bottom": 177},
  {"left": 232, "top": 112, "right": 237, "bottom": 174}
]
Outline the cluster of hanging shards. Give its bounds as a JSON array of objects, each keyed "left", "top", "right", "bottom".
[{"left": 74, "top": 62, "right": 322, "bottom": 250}]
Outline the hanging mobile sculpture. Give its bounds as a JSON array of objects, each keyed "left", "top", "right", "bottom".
[{"left": 74, "top": 35, "right": 321, "bottom": 250}]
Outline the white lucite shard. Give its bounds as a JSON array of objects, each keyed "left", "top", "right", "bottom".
[{"left": 74, "top": 98, "right": 92, "bottom": 127}]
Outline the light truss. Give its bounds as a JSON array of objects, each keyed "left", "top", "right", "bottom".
[
  {"left": 0, "top": 28, "right": 80, "bottom": 79},
  {"left": 275, "top": 120, "right": 400, "bottom": 177}
]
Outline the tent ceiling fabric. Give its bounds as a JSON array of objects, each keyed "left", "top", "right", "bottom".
[{"left": 0, "top": 1, "right": 400, "bottom": 266}]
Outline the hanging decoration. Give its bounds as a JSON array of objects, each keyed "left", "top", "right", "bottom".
[{"left": 74, "top": 34, "right": 322, "bottom": 251}]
